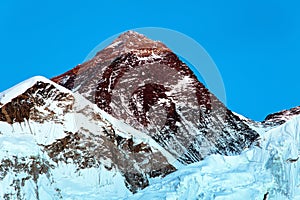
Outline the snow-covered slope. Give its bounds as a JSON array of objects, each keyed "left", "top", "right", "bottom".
[
  {"left": 0, "top": 134, "right": 131, "bottom": 200},
  {"left": 129, "top": 115, "right": 300, "bottom": 200},
  {"left": 0, "top": 76, "right": 178, "bottom": 199}
]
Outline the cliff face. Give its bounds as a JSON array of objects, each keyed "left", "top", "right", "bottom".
[{"left": 52, "top": 31, "right": 259, "bottom": 163}]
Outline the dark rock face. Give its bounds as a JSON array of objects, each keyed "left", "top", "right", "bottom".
[
  {"left": 43, "top": 130, "right": 176, "bottom": 193},
  {"left": 0, "top": 156, "right": 54, "bottom": 200},
  {"left": 263, "top": 106, "right": 300, "bottom": 126},
  {"left": 52, "top": 31, "right": 259, "bottom": 163},
  {"left": 0, "top": 81, "right": 74, "bottom": 124}
]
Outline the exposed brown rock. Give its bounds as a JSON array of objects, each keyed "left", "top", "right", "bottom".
[
  {"left": 43, "top": 128, "right": 176, "bottom": 193},
  {"left": 0, "top": 81, "right": 74, "bottom": 124},
  {"left": 0, "top": 155, "right": 54, "bottom": 199},
  {"left": 263, "top": 106, "right": 300, "bottom": 126},
  {"left": 52, "top": 31, "right": 259, "bottom": 163}
]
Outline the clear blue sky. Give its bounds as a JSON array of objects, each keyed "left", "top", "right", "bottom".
[{"left": 0, "top": 0, "right": 300, "bottom": 121}]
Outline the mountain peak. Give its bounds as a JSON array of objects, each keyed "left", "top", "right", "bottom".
[
  {"left": 51, "top": 31, "right": 172, "bottom": 85},
  {"left": 111, "top": 30, "right": 169, "bottom": 50},
  {"left": 93, "top": 31, "right": 170, "bottom": 59},
  {"left": 117, "top": 30, "right": 146, "bottom": 40}
]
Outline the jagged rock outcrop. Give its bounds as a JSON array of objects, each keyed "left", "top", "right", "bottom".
[{"left": 263, "top": 106, "right": 300, "bottom": 126}]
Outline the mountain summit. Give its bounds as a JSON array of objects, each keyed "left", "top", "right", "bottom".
[
  {"left": 101, "top": 31, "right": 170, "bottom": 54},
  {"left": 51, "top": 31, "right": 170, "bottom": 90}
]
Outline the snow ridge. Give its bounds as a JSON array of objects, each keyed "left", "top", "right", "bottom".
[{"left": 0, "top": 76, "right": 71, "bottom": 106}]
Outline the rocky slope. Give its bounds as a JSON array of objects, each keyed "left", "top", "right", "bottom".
[
  {"left": 52, "top": 31, "right": 259, "bottom": 164},
  {"left": 263, "top": 106, "right": 300, "bottom": 126}
]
